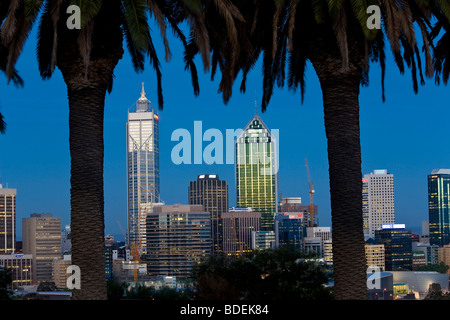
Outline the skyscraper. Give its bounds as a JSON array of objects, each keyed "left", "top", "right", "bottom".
[
  {"left": 428, "top": 169, "right": 450, "bottom": 247},
  {"left": 189, "top": 174, "right": 228, "bottom": 254},
  {"left": 235, "top": 114, "right": 278, "bottom": 231},
  {"left": 0, "top": 184, "right": 16, "bottom": 254},
  {"left": 127, "top": 83, "right": 160, "bottom": 253},
  {"left": 145, "top": 204, "right": 211, "bottom": 278},
  {"left": 375, "top": 224, "right": 412, "bottom": 271},
  {"left": 22, "top": 213, "right": 61, "bottom": 284},
  {"left": 222, "top": 207, "right": 261, "bottom": 259},
  {"left": 362, "top": 170, "right": 395, "bottom": 237},
  {"left": 274, "top": 212, "right": 304, "bottom": 250}
]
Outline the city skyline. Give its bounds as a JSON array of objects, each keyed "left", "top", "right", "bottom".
[{"left": 0, "top": 23, "right": 449, "bottom": 239}]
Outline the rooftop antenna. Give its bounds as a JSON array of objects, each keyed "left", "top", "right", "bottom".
[{"left": 141, "top": 82, "right": 146, "bottom": 99}]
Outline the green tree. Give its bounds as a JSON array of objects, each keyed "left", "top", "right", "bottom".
[
  {"left": 192, "top": 247, "right": 333, "bottom": 300},
  {"left": 106, "top": 279, "right": 127, "bottom": 300},
  {"left": 125, "top": 284, "right": 156, "bottom": 300},
  {"left": 0, "top": 0, "right": 242, "bottom": 299},
  {"left": 0, "top": 268, "right": 13, "bottom": 300},
  {"left": 37, "top": 281, "right": 58, "bottom": 292},
  {"left": 416, "top": 262, "right": 449, "bottom": 274},
  {"left": 184, "top": 0, "right": 450, "bottom": 299}
]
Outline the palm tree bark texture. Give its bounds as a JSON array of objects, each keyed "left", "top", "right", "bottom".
[{"left": 56, "top": 2, "right": 124, "bottom": 300}]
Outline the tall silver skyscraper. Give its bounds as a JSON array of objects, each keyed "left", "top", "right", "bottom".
[
  {"left": 127, "top": 83, "right": 160, "bottom": 254},
  {"left": 362, "top": 169, "right": 395, "bottom": 237}
]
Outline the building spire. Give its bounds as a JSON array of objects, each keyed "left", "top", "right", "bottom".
[{"left": 141, "top": 82, "right": 146, "bottom": 99}]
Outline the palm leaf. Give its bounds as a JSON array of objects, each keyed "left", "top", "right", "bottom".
[
  {"left": 0, "top": 112, "right": 6, "bottom": 134},
  {"left": 122, "top": 0, "right": 150, "bottom": 51},
  {"left": 69, "top": 0, "right": 102, "bottom": 28}
]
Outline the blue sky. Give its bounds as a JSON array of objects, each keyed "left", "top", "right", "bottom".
[{"left": 0, "top": 21, "right": 448, "bottom": 240}]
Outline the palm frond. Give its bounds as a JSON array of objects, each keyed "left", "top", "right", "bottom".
[
  {"left": 1, "top": 0, "right": 40, "bottom": 80},
  {"left": 147, "top": 0, "right": 172, "bottom": 62},
  {"left": 0, "top": 112, "right": 6, "bottom": 134},
  {"left": 68, "top": 0, "right": 102, "bottom": 28}
]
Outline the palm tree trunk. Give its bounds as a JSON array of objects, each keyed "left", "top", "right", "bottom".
[
  {"left": 315, "top": 66, "right": 367, "bottom": 300},
  {"left": 68, "top": 82, "right": 108, "bottom": 300}
]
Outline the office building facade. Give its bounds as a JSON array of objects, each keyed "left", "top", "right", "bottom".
[
  {"left": 428, "top": 169, "right": 450, "bottom": 247},
  {"left": 274, "top": 212, "right": 305, "bottom": 250},
  {"left": 189, "top": 174, "right": 228, "bottom": 254},
  {"left": 278, "top": 197, "right": 318, "bottom": 227},
  {"left": 365, "top": 244, "right": 386, "bottom": 271},
  {"left": 22, "top": 213, "right": 61, "bottom": 283},
  {"left": 145, "top": 204, "right": 211, "bottom": 278},
  {"left": 0, "top": 254, "right": 33, "bottom": 289},
  {"left": 362, "top": 170, "right": 395, "bottom": 237},
  {"left": 0, "top": 185, "right": 16, "bottom": 254},
  {"left": 375, "top": 224, "right": 412, "bottom": 271},
  {"left": 222, "top": 207, "right": 261, "bottom": 259},
  {"left": 235, "top": 115, "right": 277, "bottom": 231},
  {"left": 127, "top": 84, "right": 160, "bottom": 253}
]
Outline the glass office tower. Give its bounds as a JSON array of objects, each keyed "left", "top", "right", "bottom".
[
  {"left": 428, "top": 169, "right": 450, "bottom": 247},
  {"left": 375, "top": 224, "right": 412, "bottom": 271},
  {"left": 235, "top": 115, "right": 277, "bottom": 231},
  {"left": 127, "top": 83, "right": 160, "bottom": 253}
]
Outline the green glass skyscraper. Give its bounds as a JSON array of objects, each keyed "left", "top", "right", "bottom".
[
  {"left": 235, "top": 114, "right": 278, "bottom": 231},
  {"left": 428, "top": 169, "right": 450, "bottom": 247}
]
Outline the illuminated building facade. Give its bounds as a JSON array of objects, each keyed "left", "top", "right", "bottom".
[
  {"left": 127, "top": 83, "right": 160, "bottom": 253},
  {"left": 375, "top": 224, "right": 412, "bottom": 271},
  {"left": 222, "top": 207, "right": 260, "bottom": 259},
  {"left": 235, "top": 115, "right": 277, "bottom": 231},
  {"left": 428, "top": 169, "right": 450, "bottom": 247},
  {"left": 145, "top": 204, "right": 211, "bottom": 278},
  {"left": 0, "top": 254, "right": 33, "bottom": 289},
  {"left": 274, "top": 212, "right": 304, "bottom": 250},
  {"left": 189, "top": 174, "right": 228, "bottom": 254},
  {"left": 0, "top": 185, "right": 16, "bottom": 254},
  {"left": 362, "top": 170, "right": 395, "bottom": 237},
  {"left": 22, "top": 213, "right": 61, "bottom": 283}
]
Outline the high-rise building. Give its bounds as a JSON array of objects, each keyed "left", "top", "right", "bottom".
[
  {"left": 362, "top": 170, "right": 395, "bottom": 237},
  {"left": 278, "top": 197, "right": 318, "bottom": 227},
  {"left": 52, "top": 255, "right": 71, "bottom": 289},
  {"left": 188, "top": 174, "right": 228, "bottom": 254},
  {"left": 274, "top": 212, "right": 305, "bottom": 250},
  {"left": 428, "top": 169, "right": 450, "bottom": 247},
  {"left": 127, "top": 83, "right": 160, "bottom": 253},
  {"left": 235, "top": 114, "right": 278, "bottom": 231},
  {"left": 0, "top": 184, "right": 16, "bottom": 254},
  {"left": 222, "top": 207, "right": 261, "bottom": 259},
  {"left": 365, "top": 243, "right": 385, "bottom": 271},
  {"left": 145, "top": 204, "right": 211, "bottom": 278},
  {"left": 22, "top": 213, "right": 61, "bottom": 284},
  {"left": 375, "top": 224, "right": 412, "bottom": 271}
]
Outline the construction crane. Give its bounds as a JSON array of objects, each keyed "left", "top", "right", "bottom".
[
  {"left": 116, "top": 219, "right": 142, "bottom": 283},
  {"left": 305, "top": 158, "right": 315, "bottom": 227}
]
